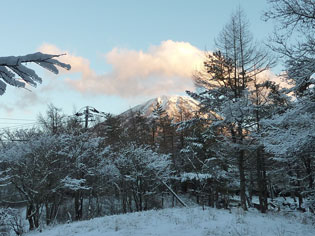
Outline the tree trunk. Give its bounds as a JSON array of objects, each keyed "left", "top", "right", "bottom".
[
  {"left": 27, "top": 204, "right": 35, "bottom": 231},
  {"left": 239, "top": 149, "right": 247, "bottom": 211},
  {"left": 122, "top": 193, "right": 127, "bottom": 213},
  {"left": 74, "top": 192, "right": 83, "bottom": 221},
  {"left": 26, "top": 203, "right": 40, "bottom": 230},
  {"left": 256, "top": 147, "right": 268, "bottom": 213},
  {"left": 45, "top": 196, "right": 61, "bottom": 225}
]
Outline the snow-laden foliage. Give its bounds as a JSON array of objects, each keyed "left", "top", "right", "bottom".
[
  {"left": 0, "top": 126, "right": 175, "bottom": 229},
  {"left": 0, "top": 208, "right": 13, "bottom": 227},
  {"left": 113, "top": 144, "right": 171, "bottom": 181},
  {"left": 0, "top": 52, "right": 71, "bottom": 95},
  {"left": 265, "top": 0, "right": 315, "bottom": 97},
  {"left": 0, "top": 208, "right": 24, "bottom": 235},
  {"left": 60, "top": 177, "right": 90, "bottom": 191},
  {"left": 179, "top": 172, "right": 212, "bottom": 182},
  {"left": 261, "top": 0, "right": 315, "bottom": 208},
  {"left": 286, "top": 57, "right": 315, "bottom": 96},
  {"left": 0, "top": 131, "right": 109, "bottom": 229},
  {"left": 185, "top": 8, "right": 278, "bottom": 211},
  {"left": 262, "top": 98, "right": 315, "bottom": 157},
  {"left": 262, "top": 95, "right": 315, "bottom": 205},
  {"left": 111, "top": 144, "right": 172, "bottom": 211}
]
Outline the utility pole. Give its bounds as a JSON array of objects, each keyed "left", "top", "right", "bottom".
[
  {"left": 75, "top": 106, "right": 106, "bottom": 129},
  {"left": 85, "top": 106, "right": 89, "bottom": 129}
]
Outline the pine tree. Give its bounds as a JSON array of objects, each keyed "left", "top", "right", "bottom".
[
  {"left": 152, "top": 101, "right": 172, "bottom": 152},
  {"left": 187, "top": 9, "right": 275, "bottom": 210}
]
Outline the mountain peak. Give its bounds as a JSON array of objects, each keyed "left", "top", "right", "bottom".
[{"left": 121, "top": 95, "right": 199, "bottom": 121}]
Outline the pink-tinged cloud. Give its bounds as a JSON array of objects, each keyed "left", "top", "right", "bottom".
[
  {"left": 38, "top": 44, "right": 93, "bottom": 77},
  {"left": 39, "top": 42, "right": 289, "bottom": 99},
  {"left": 39, "top": 40, "right": 204, "bottom": 97},
  {"left": 255, "top": 69, "right": 291, "bottom": 89}
]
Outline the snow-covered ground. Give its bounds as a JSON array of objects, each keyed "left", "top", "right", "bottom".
[{"left": 26, "top": 207, "right": 315, "bottom": 236}]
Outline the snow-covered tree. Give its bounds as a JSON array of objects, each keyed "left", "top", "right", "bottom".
[
  {"left": 264, "top": 0, "right": 315, "bottom": 97},
  {"left": 0, "top": 207, "right": 24, "bottom": 235},
  {"left": 187, "top": 9, "right": 276, "bottom": 211},
  {"left": 262, "top": 97, "right": 315, "bottom": 207},
  {"left": 112, "top": 144, "right": 171, "bottom": 212},
  {"left": 0, "top": 52, "right": 70, "bottom": 95},
  {"left": 178, "top": 115, "right": 233, "bottom": 208},
  {"left": 0, "top": 130, "right": 109, "bottom": 228},
  {"left": 151, "top": 101, "right": 173, "bottom": 151},
  {"left": 261, "top": 0, "right": 315, "bottom": 210},
  {"left": 38, "top": 104, "right": 66, "bottom": 134},
  {"left": 0, "top": 131, "right": 62, "bottom": 230},
  {"left": 57, "top": 132, "right": 106, "bottom": 221}
]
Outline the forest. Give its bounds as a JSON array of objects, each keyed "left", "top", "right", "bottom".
[{"left": 0, "top": 0, "right": 314, "bottom": 235}]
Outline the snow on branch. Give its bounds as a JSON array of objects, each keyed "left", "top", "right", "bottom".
[
  {"left": 0, "top": 52, "right": 71, "bottom": 95},
  {"left": 61, "top": 176, "right": 90, "bottom": 191}
]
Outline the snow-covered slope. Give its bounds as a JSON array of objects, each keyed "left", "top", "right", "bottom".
[
  {"left": 121, "top": 95, "right": 199, "bottom": 122},
  {"left": 27, "top": 207, "right": 315, "bottom": 236}
]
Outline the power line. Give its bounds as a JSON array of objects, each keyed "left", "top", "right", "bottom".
[
  {"left": 0, "top": 118, "right": 35, "bottom": 121},
  {"left": 0, "top": 122, "right": 39, "bottom": 130},
  {"left": 0, "top": 122, "right": 37, "bottom": 125}
]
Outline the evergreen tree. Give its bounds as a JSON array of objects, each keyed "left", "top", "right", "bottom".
[
  {"left": 125, "top": 110, "right": 151, "bottom": 145},
  {"left": 187, "top": 9, "right": 274, "bottom": 210},
  {"left": 152, "top": 101, "right": 173, "bottom": 152}
]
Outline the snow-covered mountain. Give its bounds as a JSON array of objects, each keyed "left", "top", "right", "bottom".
[{"left": 120, "top": 95, "right": 200, "bottom": 122}]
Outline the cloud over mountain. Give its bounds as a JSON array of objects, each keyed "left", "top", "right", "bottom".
[{"left": 39, "top": 40, "right": 204, "bottom": 98}]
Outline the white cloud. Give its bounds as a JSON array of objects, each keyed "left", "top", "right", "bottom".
[
  {"left": 255, "top": 69, "right": 291, "bottom": 89},
  {"left": 39, "top": 43, "right": 93, "bottom": 77},
  {"left": 39, "top": 40, "right": 204, "bottom": 97},
  {"left": 39, "top": 42, "right": 290, "bottom": 100}
]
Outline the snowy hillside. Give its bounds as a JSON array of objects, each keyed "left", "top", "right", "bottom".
[
  {"left": 27, "top": 207, "right": 315, "bottom": 236},
  {"left": 120, "top": 95, "right": 199, "bottom": 121}
]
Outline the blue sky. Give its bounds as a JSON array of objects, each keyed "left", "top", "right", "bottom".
[{"left": 0, "top": 0, "right": 276, "bottom": 129}]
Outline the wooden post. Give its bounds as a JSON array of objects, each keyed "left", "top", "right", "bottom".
[{"left": 161, "top": 180, "right": 187, "bottom": 207}]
